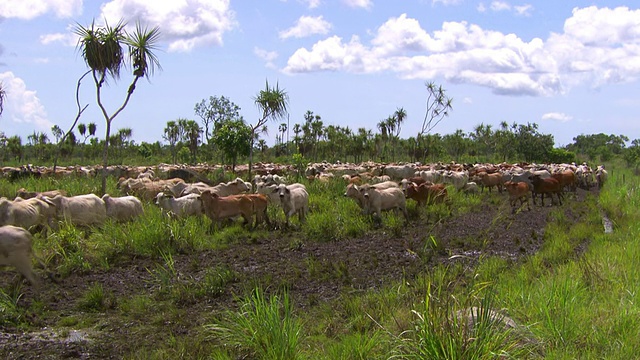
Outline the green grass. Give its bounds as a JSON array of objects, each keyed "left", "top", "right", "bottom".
[
  {"left": 206, "top": 287, "right": 303, "bottom": 360},
  {"left": 5, "top": 165, "right": 640, "bottom": 358}
]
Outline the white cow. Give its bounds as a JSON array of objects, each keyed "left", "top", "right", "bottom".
[
  {"left": 102, "top": 194, "right": 144, "bottom": 222},
  {"left": 48, "top": 194, "right": 107, "bottom": 227},
  {"left": 0, "top": 196, "right": 57, "bottom": 230},
  {"left": 276, "top": 183, "right": 309, "bottom": 226},
  {"left": 0, "top": 225, "right": 40, "bottom": 286},
  {"left": 155, "top": 192, "right": 203, "bottom": 218},
  {"left": 360, "top": 185, "right": 408, "bottom": 221}
]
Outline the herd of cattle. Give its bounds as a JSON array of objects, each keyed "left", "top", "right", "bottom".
[{"left": 0, "top": 160, "right": 608, "bottom": 287}]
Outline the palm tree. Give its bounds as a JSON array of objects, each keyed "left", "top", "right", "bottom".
[
  {"left": 0, "top": 82, "right": 6, "bottom": 117},
  {"left": 74, "top": 20, "right": 161, "bottom": 194},
  {"left": 250, "top": 80, "right": 289, "bottom": 179}
]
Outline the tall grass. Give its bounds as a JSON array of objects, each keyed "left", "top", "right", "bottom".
[{"left": 206, "top": 287, "right": 303, "bottom": 360}]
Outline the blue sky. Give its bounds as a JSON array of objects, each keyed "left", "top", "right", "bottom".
[{"left": 0, "top": 0, "right": 639, "bottom": 148}]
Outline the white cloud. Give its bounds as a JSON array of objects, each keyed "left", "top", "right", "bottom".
[
  {"left": 514, "top": 4, "right": 533, "bottom": 16},
  {"left": 302, "top": 0, "right": 322, "bottom": 9},
  {"left": 0, "top": 0, "right": 82, "bottom": 19},
  {"left": 254, "top": 47, "right": 278, "bottom": 69},
  {"left": 477, "top": 3, "right": 487, "bottom": 13},
  {"left": 279, "top": 15, "right": 332, "bottom": 39},
  {"left": 283, "top": 6, "right": 640, "bottom": 97},
  {"left": 541, "top": 112, "right": 573, "bottom": 122},
  {"left": 0, "top": 72, "right": 53, "bottom": 131},
  {"left": 39, "top": 31, "right": 77, "bottom": 46},
  {"left": 433, "top": 0, "right": 463, "bottom": 5},
  {"left": 98, "top": 0, "right": 236, "bottom": 52},
  {"left": 343, "top": 0, "right": 372, "bottom": 10},
  {"left": 490, "top": 1, "right": 511, "bottom": 12}
]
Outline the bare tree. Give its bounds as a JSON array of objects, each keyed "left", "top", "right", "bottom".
[{"left": 416, "top": 82, "right": 453, "bottom": 161}]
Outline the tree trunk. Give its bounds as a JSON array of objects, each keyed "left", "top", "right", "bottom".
[
  {"left": 248, "top": 129, "right": 255, "bottom": 181},
  {"left": 101, "top": 120, "right": 112, "bottom": 195}
]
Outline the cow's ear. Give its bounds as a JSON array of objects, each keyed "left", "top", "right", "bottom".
[{"left": 286, "top": 188, "right": 291, "bottom": 193}]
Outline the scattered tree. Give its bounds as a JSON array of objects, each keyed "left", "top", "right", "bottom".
[
  {"left": 74, "top": 19, "right": 161, "bottom": 194},
  {"left": 211, "top": 119, "right": 251, "bottom": 173},
  {"left": 249, "top": 80, "right": 289, "bottom": 179},
  {"left": 416, "top": 82, "right": 453, "bottom": 161}
]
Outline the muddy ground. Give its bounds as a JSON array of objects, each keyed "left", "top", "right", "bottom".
[{"left": 0, "top": 187, "right": 598, "bottom": 359}]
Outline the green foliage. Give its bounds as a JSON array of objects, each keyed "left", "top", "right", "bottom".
[
  {"left": 211, "top": 119, "right": 252, "bottom": 171},
  {"left": 207, "top": 288, "right": 303, "bottom": 360},
  {"left": 547, "top": 147, "right": 576, "bottom": 164},
  {"left": 77, "top": 283, "right": 114, "bottom": 312},
  {"left": 397, "top": 282, "right": 535, "bottom": 359},
  {"left": 0, "top": 284, "right": 25, "bottom": 326}
]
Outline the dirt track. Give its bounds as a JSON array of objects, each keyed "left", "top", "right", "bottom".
[{"left": 0, "top": 187, "right": 598, "bottom": 359}]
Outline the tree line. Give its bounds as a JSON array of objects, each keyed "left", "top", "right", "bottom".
[{"left": 1, "top": 19, "right": 638, "bottom": 184}]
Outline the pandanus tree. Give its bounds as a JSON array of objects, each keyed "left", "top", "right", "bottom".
[
  {"left": 0, "top": 82, "right": 5, "bottom": 117},
  {"left": 249, "top": 80, "right": 289, "bottom": 179},
  {"left": 74, "top": 20, "right": 161, "bottom": 194}
]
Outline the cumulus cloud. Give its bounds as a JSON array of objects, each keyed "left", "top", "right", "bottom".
[
  {"left": 0, "top": 0, "right": 82, "bottom": 19},
  {"left": 98, "top": 0, "right": 236, "bottom": 52},
  {"left": 40, "top": 31, "right": 77, "bottom": 46},
  {"left": 514, "top": 4, "right": 533, "bottom": 16},
  {"left": 255, "top": 47, "right": 278, "bottom": 69},
  {"left": 541, "top": 112, "right": 573, "bottom": 122},
  {"left": 490, "top": 1, "right": 511, "bottom": 12},
  {"left": 0, "top": 72, "right": 53, "bottom": 131},
  {"left": 302, "top": 0, "right": 322, "bottom": 9},
  {"left": 343, "top": 0, "right": 372, "bottom": 10},
  {"left": 279, "top": 15, "right": 332, "bottom": 39},
  {"left": 283, "top": 6, "right": 640, "bottom": 97},
  {"left": 433, "top": 0, "right": 463, "bottom": 5}
]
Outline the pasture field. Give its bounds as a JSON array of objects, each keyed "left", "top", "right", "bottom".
[{"left": 0, "top": 164, "right": 637, "bottom": 359}]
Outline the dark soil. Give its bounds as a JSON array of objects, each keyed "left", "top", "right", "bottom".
[{"left": 0, "top": 187, "right": 599, "bottom": 359}]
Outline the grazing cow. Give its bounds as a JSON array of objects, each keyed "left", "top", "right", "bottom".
[
  {"left": 0, "top": 196, "right": 57, "bottom": 231},
  {"left": 462, "top": 182, "right": 480, "bottom": 194},
  {"left": 15, "top": 188, "right": 67, "bottom": 200},
  {"left": 595, "top": 166, "right": 608, "bottom": 189},
  {"left": 155, "top": 192, "right": 203, "bottom": 218},
  {"left": 230, "top": 194, "right": 271, "bottom": 228},
  {"left": 360, "top": 185, "right": 408, "bottom": 221},
  {"left": 200, "top": 191, "right": 254, "bottom": 228},
  {"left": 275, "top": 183, "right": 309, "bottom": 226},
  {"left": 102, "top": 194, "right": 144, "bottom": 222},
  {"left": 552, "top": 169, "right": 577, "bottom": 193},
  {"left": 529, "top": 175, "right": 563, "bottom": 206},
  {"left": 344, "top": 181, "right": 399, "bottom": 209},
  {"left": 180, "top": 178, "right": 250, "bottom": 197},
  {"left": 400, "top": 177, "right": 429, "bottom": 192},
  {"left": 479, "top": 172, "right": 504, "bottom": 193},
  {"left": 443, "top": 171, "right": 470, "bottom": 191},
  {"left": 0, "top": 225, "right": 40, "bottom": 286},
  {"left": 504, "top": 181, "right": 531, "bottom": 213},
  {"left": 417, "top": 169, "right": 443, "bottom": 184},
  {"left": 405, "top": 183, "right": 447, "bottom": 207},
  {"left": 48, "top": 194, "right": 107, "bottom": 227}
]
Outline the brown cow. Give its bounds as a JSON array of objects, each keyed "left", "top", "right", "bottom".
[
  {"left": 552, "top": 169, "right": 577, "bottom": 193},
  {"left": 504, "top": 181, "right": 531, "bottom": 213},
  {"left": 479, "top": 172, "right": 504, "bottom": 193},
  {"left": 529, "top": 174, "right": 563, "bottom": 206},
  {"left": 229, "top": 193, "right": 271, "bottom": 229},
  {"left": 200, "top": 191, "right": 254, "bottom": 229},
  {"left": 405, "top": 183, "right": 447, "bottom": 207}
]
